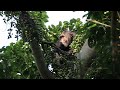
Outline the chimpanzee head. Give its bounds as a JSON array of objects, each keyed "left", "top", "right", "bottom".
[
  {"left": 54, "top": 30, "right": 76, "bottom": 54},
  {"left": 59, "top": 30, "right": 76, "bottom": 47}
]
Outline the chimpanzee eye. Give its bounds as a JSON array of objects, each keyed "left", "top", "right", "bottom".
[{"left": 60, "top": 35, "right": 64, "bottom": 38}]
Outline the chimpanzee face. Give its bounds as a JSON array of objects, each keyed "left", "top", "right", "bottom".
[{"left": 59, "top": 31, "right": 75, "bottom": 47}]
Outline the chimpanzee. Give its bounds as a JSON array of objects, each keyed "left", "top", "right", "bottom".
[
  {"left": 52, "top": 30, "right": 75, "bottom": 65},
  {"left": 54, "top": 30, "right": 76, "bottom": 55}
]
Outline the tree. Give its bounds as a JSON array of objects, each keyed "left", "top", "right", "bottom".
[
  {"left": 0, "top": 40, "right": 41, "bottom": 79},
  {"left": 80, "top": 11, "right": 120, "bottom": 79},
  {"left": 0, "top": 11, "right": 120, "bottom": 79}
]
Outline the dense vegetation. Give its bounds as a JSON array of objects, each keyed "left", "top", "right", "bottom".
[{"left": 0, "top": 11, "right": 119, "bottom": 79}]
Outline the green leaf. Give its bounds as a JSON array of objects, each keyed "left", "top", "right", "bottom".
[{"left": 59, "top": 21, "right": 62, "bottom": 26}]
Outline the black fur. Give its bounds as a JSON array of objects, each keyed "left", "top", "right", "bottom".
[
  {"left": 56, "top": 41, "right": 70, "bottom": 51},
  {"left": 54, "top": 30, "right": 75, "bottom": 55}
]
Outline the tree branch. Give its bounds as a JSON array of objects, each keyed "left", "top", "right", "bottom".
[
  {"left": 117, "top": 11, "right": 120, "bottom": 19},
  {"left": 111, "top": 11, "right": 118, "bottom": 78},
  {"left": 76, "top": 39, "right": 96, "bottom": 79},
  {"left": 87, "top": 19, "right": 119, "bottom": 30},
  {"left": 86, "top": 19, "right": 111, "bottom": 28},
  {"left": 41, "top": 41, "right": 73, "bottom": 56},
  {"left": 19, "top": 11, "right": 54, "bottom": 79}
]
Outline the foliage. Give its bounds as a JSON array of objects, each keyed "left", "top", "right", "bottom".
[
  {"left": 0, "top": 11, "right": 86, "bottom": 79},
  {"left": 41, "top": 18, "right": 85, "bottom": 79},
  {"left": 0, "top": 11, "right": 120, "bottom": 79},
  {"left": 83, "top": 11, "right": 120, "bottom": 79},
  {"left": 0, "top": 40, "right": 41, "bottom": 79}
]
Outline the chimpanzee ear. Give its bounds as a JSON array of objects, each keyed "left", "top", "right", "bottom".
[{"left": 70, "top": 32, "right": 76, "bottom": 37}]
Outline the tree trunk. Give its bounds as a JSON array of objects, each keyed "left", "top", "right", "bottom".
[
  {"left": 30, "top": 39, "right": 54, "bottom": 79},
  {"left": 111, "top": 11, "right": 119, "bottom": 78},
  {"left": 19, "top": 11, "right": 54, "bottom": 79},
  {"left": 76, "top": 39, "right": 96, "bottom": 79}
]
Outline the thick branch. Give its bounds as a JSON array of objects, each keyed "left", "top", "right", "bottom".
[
  {"left": 111, "top": 11, "right": 118, "bottom": 61},
  {"left": 117, "top": 11, "right": 120, "bottom": 19},
  {"left": 30, "top": 39, "right": 54, "bottom": 79},
  {"left": 42, "top": 41, "right": 54, "bottom": 46},
  {"left": 42, "top": 41, "right": 72, "bottom": 56},
  {"left": 111, "top": 11, "right": 118, "bottom": 78},
  {"left": 76, "top": 39, "right": 96, "bottom": 79},
  {"left": 19, "top": 11, "right": 54, "bottom": 79}
]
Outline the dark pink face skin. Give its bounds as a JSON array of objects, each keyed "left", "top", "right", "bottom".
[{"left": 59, "top": 31, "right": 75, "bottom": 47}]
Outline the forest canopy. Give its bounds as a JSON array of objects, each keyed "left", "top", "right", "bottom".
[{"left": 0, "top": 11, "right": 120, "bottom": 79}]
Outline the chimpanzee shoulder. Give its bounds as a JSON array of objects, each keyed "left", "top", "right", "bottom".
[{"left": 55, "top": 41, "right": 70, "bottom": 52}]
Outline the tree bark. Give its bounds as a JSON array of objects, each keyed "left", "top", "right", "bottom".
[
  {"left": 19, "top": 11, "right": 54, "bottom": 79},
  {"left": 76, "top": 39, "right": 96, "bottom": 79},
  {"left": 111, "top": 11, "right": 118, "bottom": 78},
  {"left": 30, "top": 39, "right": 54, "bottom": 79}
]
